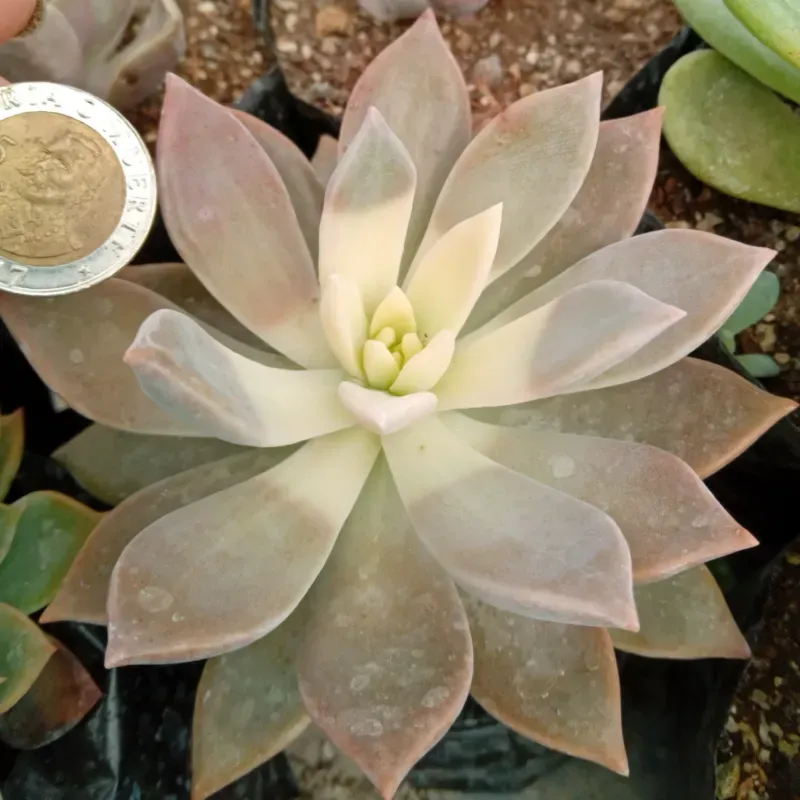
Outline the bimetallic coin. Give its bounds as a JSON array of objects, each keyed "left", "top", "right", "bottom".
[{"left": 0, "top": 82, "right": 156, "bottom": 296}]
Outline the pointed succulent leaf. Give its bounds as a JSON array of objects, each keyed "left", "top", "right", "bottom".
[
  {"left": 469, "top": 357, "right": 796, "bottom": 479},
  {"left": 298, "top": 458, "right": 472, "bottom": 800},
  {"left": 0, "top": 505, "right": 22, "bottom": 568},
  {"left": 311, "top": 133, "right": 338, "bottom": 187},
  {"left": 192, "top": 609, "right": 310, "bottom": 800},
  {"left": 0, "top": 603, "right": 55, "bottom": 714},
  {"left": 445, "top": 414, "right": 758, "bottom": 584},
  {"left": 0, "top": 492, "right": 101, "bottom": 615},
  {"left": 105, "top": 429, "right": 379, "bottom": 666},
  {"left": 321, "top": 108, "right": 417, "bottom": 314},
  {"left": 0, "top": 636, "right": 101, "bottom": 750},
  {"left": 673, "top": 0, "right": 800, "bottom": 104},
  {"left": 724, "top": 0, "right": 800, "bottom": 70},
  {"left": 0, "top": 410, "right": 23, "bottom": 502},
  {"left": 383, "top": 416, "right": 638, "bottom": 630},
  {"left": 337, "top": 383, "right": 438, "bottom": 436},
  {"left": 404, "top": 204, "right": 502, "bottom": 339},
  {"left": 467, "top": 110, "right": 664, "bottom": 332},
  {"left": 661, "top": 51, "right": 800, "bottom": 214},
  {"left": 339, "top": 11, "right": 470, "bottom": 270},
  {"left": 436, "top": 281, "right": 685, "bottom": 410},
  {"left": 481, "top": 230, "right": 775, "bottom": 390},
  {"left": 389, "top": 330, "right": 455, "bottom": 396},
  {"left": 610, "top": 566, "right": 751, "bottom": 659},
  {"left": 736, "top": 353, "right": 781, "bottom": 378},
  {"left": 319, "top": 275, "right": 369, "bottom": 379},
  {"left": 158, "top": 75, "right": 333, "bottom": 368},
  {"left": 124, "top": 310, "right": 354, "bottom": 447},
  {"left": 413, "top": 73, "right": 602, "bottom": 281},
  {"left": 0, "top": 280, "right": 201, "bottom": 435},
  {"left": 722, "top": 270, "right": 780, "bottom": 336},
  {"left": 53, "top": 424, "right": 252, "bottom": 506},
  {"left": 465, "top": 595, "right": 628, "bottom": 775},
  {"left": 119, "top": 263, "right": 268, "bottom": 351},
  {"left": 43, "top": 448, "right": 296, "bottom": 626},
  {"left": 231, "top": 109, "right": 325, "bottom": 261}
]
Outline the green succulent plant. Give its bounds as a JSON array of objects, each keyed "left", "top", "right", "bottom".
[
  {"left": 0, "top": 410, "right": 102, "bottom": 750},
  {"left": 719, "top": 269, "right": 782, "bottom": 378},
  {"left": 663, "top": 0, "right": 800, "bottom": 212}
]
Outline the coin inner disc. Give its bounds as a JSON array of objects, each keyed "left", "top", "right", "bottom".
[{"left": 0, "top": 111, "right": 126, "bottom": 267}]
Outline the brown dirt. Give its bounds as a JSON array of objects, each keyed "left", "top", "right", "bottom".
[{"left": 125, "top": 1, "right": 800, "bottom": 797}]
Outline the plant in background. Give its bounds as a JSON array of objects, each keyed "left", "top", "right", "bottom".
[
  {"left": 357, "top": 0, "right": 489, "bottom": 24},
  {"left": 0, "top": 411, "right": 102, "bottom": 750},
  {"left": 719, "top": 270, "right": 782, "bottom": 378},
  {"left": 662, "top": 0, "right": 800, "bottom": 213},
  {"left": 1, "top": 11, "right": 796, "bottom": 799},
  {"left": 0, "top": 0, "right": 186, "bottom": 109}
]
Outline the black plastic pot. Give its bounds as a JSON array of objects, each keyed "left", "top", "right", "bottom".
[{"left": 2, "top": 30, "right": 799, "bottom": 797}]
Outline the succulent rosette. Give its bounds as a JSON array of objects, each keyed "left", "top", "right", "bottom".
[
  {"left": 0, "top": 0, "right": 185, "bottom": 108},
  {"left": 1, "top": 11, "right": 795, "bottom": 799}
]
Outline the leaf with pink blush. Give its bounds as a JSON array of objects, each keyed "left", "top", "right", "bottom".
[
  {"left": 444, "top": 414, "right": 757, "bottom": 584},
  {"left": 0, "top": 637, "right": 101, "bottom": 750},
  {"left": 297, "top": 458, "right": 472, "bottom": 800},
  {"left": 412, "top": 72, "right": 602, "bottom": 282},
  {"left": 312, "top": 134, "right": 338, "bottom": 187},
  {"left": 119, "top": 263, "right": 268, "bottom": 351},
  {"left": 0, "top": 280, "right": 200, "bottom": 435},
  {"left": 231, "top": 109, "right": 324, "bottom": 261},
  {"left": 53, "top": 424, "right": 252, "bottom": 506},
  {"left": 436, "top": 280, "right": 684, "bottom": 411},
  {"left": 158, "top": 75, "right": 333, "bottom": 368},
  {"left": 339, "top": 11, "right": 470, "bottom": 270},
  {"left": 467, "top": 109, "right": 664, "bottom": 332},
  {"left": 0, "top": 410, "right": 23, "bottom": 502},
  {"left": 481, "top": 230, "right": 775, "bottom": 390},
  {"left": 192, "top": 609, "right": 310, "bottom": 800},
  {"left": 42, "top": 447, "right": 296, "bottom": 626},
  {"left": 320, "top": 108, "right": 416, "bottom": 314},
  {"left": 468, "top": 357, "right": 797, "bottom": 479},
  {"left": 382, "top": 416, "right": 638, "bottom": 631},
  {"left": 465, "top": 595, "right": 628, "bottom": 775},
  {"left": 124, "top": 309, "right": 354, "bottom": 447},
  {"left": 0, "top": 604, "right": 55, "bottom": 715},
  {"left": 610, "top": 566, "right": 751, "bottom": 659},
  {"left": 105, "top": 428, "right": 379, "bottom": 667}
]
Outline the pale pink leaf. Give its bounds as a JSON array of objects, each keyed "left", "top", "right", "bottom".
[
  {"left": 610, "top": 567, "right": 751, "bottom": 659},
  {"left": 298, "top": 458, "right": 472, "bottom": 800},
  {"left": 465, "top": 595, "right": 628, "bottom": 775},
  {"left": 42, "top": 447, "right": 295, "bottom": 626},
  {"left": 436, "top": 280, "right": 684, "bottom": 411},
  {"left": 192, "top": 609, "right": 310, "bottom": 800},
  {"left": 105, "top": 428, "right": 379, "bottom": 666},
  {"left": 158, "top": 75, "right": 333, "bottom": 368},
  {"left": 382, "top": 416, "right": 638, "bottom": 630},
  {"left": 321, "top": 108, "right": 416, "bottom": 314},
  {"left": 124, "top": 310, "right": 354, "bottom": 446},
  {"left": 311, "top": 134, "right": 338, "bottom": 187},
  {"left": 480, "top": 231, "right": 775, "bottom": 389},
  {"left": 412, "top": 73, "right": 602, "bottom": 281},
  {"left": 468, "top": 357, "right": 797, "bottom": 479},
  {"left": 339, "top": 11, "right": 470, "bottom": 270},
  {"left": 231, "top": 109, "right": 324, "bottom": 261},
  {"left": 467, "top": 109, "right": 663, "bottom": 332},
  {"left": 445, "top": 414, "right": 758, "bottom": 584},
  {"left": 0, "top": 279, "right": 196, "bottom": 435}
]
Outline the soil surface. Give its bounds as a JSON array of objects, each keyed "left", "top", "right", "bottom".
[{"left": 125, "top": 1, "right": 799, "bottom": 798}]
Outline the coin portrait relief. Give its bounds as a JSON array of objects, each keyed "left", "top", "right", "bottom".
[{"left": 0, "top": 111, "right": 126, "bottom": 267}]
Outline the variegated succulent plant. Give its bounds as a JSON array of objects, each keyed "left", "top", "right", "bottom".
[
  {"left": 0, "top": 10, "right": 796, "bottom": 799},
  {"left": 0, "top": 0, "right": 185, "bottom": 109},
  {"left": 0, "top": 410, "right": 102, "bottom": 750}
]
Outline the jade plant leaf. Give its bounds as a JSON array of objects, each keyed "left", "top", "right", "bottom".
[
  {"left": 0, "top": 636, "right": 102, "bottom": 750},
  {"left": 661, "top": 51, "right": 800, "bottom": 213},
  {"left": 722, "top": 270, "right": 780, "bottom": 336},
  {"left": 735, "top": 353, "right": 782, "bottom": 379},
  {"left": 0, "top": 492, "right": 102, "bottom": 615},
  {"left": 724, "top": 0, "right": 800, "bottom": 70},
  {"left": 0, "top": 504, "right": 22, "bottom": 567},
  {"left": 674, "top": 0, "right": 800, "bottom": 104},
  {"left": 0, "top": 603, "right": 56, "bottom": 714},
  {"left": 0, "top": 410, "right": 23, "bottom": 502}
]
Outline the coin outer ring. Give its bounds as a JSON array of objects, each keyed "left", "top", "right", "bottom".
[{"left": 0, "top": 82, "right": 157, "bottom": 297}]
